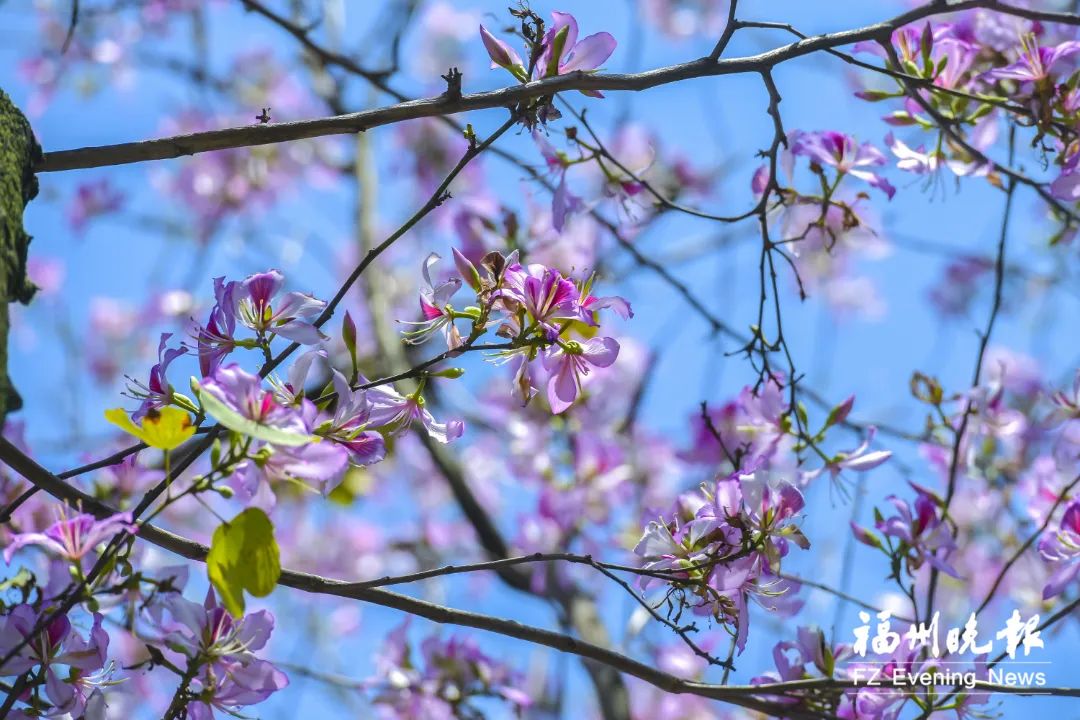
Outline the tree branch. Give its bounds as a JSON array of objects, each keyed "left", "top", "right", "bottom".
[{"left": 36, "top": 1, "right": 1061, "bottom": 173}]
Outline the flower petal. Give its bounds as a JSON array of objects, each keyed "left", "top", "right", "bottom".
[{"left": 560, "top": 32, "right": 616, "bottom": 73}]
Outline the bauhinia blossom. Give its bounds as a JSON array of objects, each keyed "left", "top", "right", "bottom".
[
  {"left": 194, "top": 270, "right": 328, "bottom": 377},
  {"left": 198, "top": 363, "right": 310, "bottom": 439},
  {"left": 500, "top": 261, "right": 579, "bottom": 332},
  {"left": 1038, "top": 499, "right": 1080, "bottom": 599},
  {"left": 0, "top": 607, "right": 112, "bottom": 719},
  {"left": 126, "top": 332, "right": 188, "bottom": 420},
  {"left": 198, "top": 364, "right": 355, "bottom": 507},
  {"left": 480, "top": 10, "right": 615, "bottom": 92},
  {"left": 398, "top": 248, "right": 630, "bottom": 415},
  {"left": 802, "top": 426, "right": 893, "bottom": 482},
  {"left": 987, "top": 34, "right": 1080, "bottom": 85},
  {"left": 535, "top": 11, "right": 616, "bottom": 90},
  {"left": 634, "top": 471, "right": 808, "bottom": 652},
  {"left": 4, "top": 510, "right": 136, "bottom": 565},
  {"left": 321, "top": 370, "right": 387, "bottom": 466},
  {"left": 196, "top": 276, "right": 243, "bottom": 376},
  {"left": 1049, "top": 369, "right": 1080, "bottom": 423},
  {"left": 231, "top": 440, "right": 350, "bottom": 509},
  {"left": 542, "top": 337, "right": 620, "bottom": 414},
  {"left": 533, "top": 132, "right": 585, "bottom": 231},
  {"left": 399, "top": 253, "right": 464, "bottom": 349},
  {"left": 854, "top": 482, "right": 961, "bottom": 578},
  {"left": 371, "top": 622, "right": 531, "bottom": 717},
  {"left": 364, "top": 380, "right": 464, "bottom": 444},
  {"left": 154, "top": 589, "right": 288, "bottom": 718},
  {"left": 790, "top": 130, "right": 896, "bottom": 199},
  {"left": 238, "top": 269, "right": 327, "bottom": 344}
]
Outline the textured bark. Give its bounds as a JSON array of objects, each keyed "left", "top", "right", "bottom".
[{"left": 0, "top": 89, "right": 40, "bottom": 425}]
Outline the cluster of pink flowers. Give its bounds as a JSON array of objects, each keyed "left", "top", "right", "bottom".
[
  {"left": 855, "top": 15, "right": 1080, "bottom": 196},
  {"left": 752, "top": 624, "right": 988, "bottom": 720},
  {"left": 634, "top": 467, "right": 808, "bottom": 652},
  {"left": 8, "top": 2, "right": 1080, "bottom": 718},
  {"left": 852, "top": 482, "right": 961, "bottom": 579},
  {"left": 752, "top": 131, "right": 893, "bottom": 318},
  {"left": 0, "top": 607, "right": 112, "bottom": 719},
  {"left": 150, "top": 589, "right": 288, "bottom": 719},
  {"left": 370, "top": 622, "right": 530, "bottom": 719},
  {"left": 401, "top": 248, "right": 631, "bottom": 414}
]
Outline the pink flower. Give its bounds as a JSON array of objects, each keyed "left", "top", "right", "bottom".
[
  {"left": 481, "top": 11, "right": 615, "bottom": 94},
  {"left": 1049, "top": 370, "right": 1080, "bottom": 424},
  {"left": 479, "top": 24, "right": 525, "bottom": 78},
  {"left": 1050, "top": 149, "right": 1080, "bottom": 201},
  {"left": 364, "top": 381, "right": 464, "bottom": 444},
  {"left": 321, "top": 370, "right": 387, "bottom": 467},
  {"left": 1038, "top": 500, "right": 1080, "bottom": 599},
  {"left": 499, "top": 261, "right": 579, "bottom": 331},
  {"left": 155, "top": 589, "right": 287, "bottom": 717},
  {"left": 195, "top": 276, "right": 244, "bottom": 377},
  {"left": 790, "top": 130, "right": 896, "bottom": 199},
  {"left": 160, "top": 588, "right": 275, "bottom": 661},
  {"left": 126, "top": 332, "right": 187, "bottom": 420},
  {"left": 239, "top": 269, "right": 327, "bottom": 345},
  {"left": 873, "top": 482, "right": 960, "bottom": 578},
  {"left": 0, "top": 607, "right": 111, "bottom": 718},
  {"left": 533, "top": 132, "right": 585, "bottom": 231},
  {"left": 66, "top": 179, "right": 123, "bottom": 234},
  {"left": 399, "top": 253, "right": 464, "bottom": 349},
  {"left": 886, "top": 133, "right": 943, "bottom": 175},
  {"left": 4, "top": 510, "right": 136, "bottom": 565},
  {"left": 803, "top": 426, "right": 893, "bottom": 482},
  {"left": 535, "top": 11, "right": 616, "bottom": 92},
  {"left": 230, "top": 440, "right": 350, "bottom": 510},
  {"left": 542, "top": 337, "right": 620, "bottom": 413},
  {"left": 199, "top": 364, "right": 309, "bottom": 437},
  {"left": 988, "top": 35, "right": 1080, "bottom": 84}
]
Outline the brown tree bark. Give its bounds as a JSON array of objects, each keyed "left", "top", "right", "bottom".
[{"left": 0, "top": 89, "right": 40, "bottom": 425}]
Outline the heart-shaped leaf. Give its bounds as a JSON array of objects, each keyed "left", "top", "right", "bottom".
[{"left": 207, "top": 508, "right": 281, "bottom": 617}]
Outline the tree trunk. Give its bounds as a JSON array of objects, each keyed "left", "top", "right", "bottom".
[{"left": 0, "top": 89, "right": 40, "bottom": 426}]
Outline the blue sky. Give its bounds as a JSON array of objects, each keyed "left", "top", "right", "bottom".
[{"left": 1, "top": 0, "right": 1079, "bottom": 717}]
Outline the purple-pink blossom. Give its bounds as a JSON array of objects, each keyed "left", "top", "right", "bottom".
[
  {"left": 480, "top": 11, "right": 615, "bottom": 91},
  {"left": 1038, "top": 499, "right": 1080, "bottom": 599},
  {"left": 4, "top": 510, "right": 136, "bottom": 566},
  {"left": 856, "top": 482, "right": 961, "bottom": 578},
  {"left": 542, "top": 337, "right": 620, "bottom": 414},
  {"left": 790, "top": 130, "right": 896, "bottom": 199},
  {"left": 155, "top": 589, "right": 287, "bottom": 717},
  {"left": 399, "top": 253, "right": 464, "bottom": 349},
  {"left": 126, "top": 332, "right": 187, "bottom": 420},
  {"left": 238, "top": 269, "right": 327, "bottom": 345},
  {"left": 0, "top": 607, "right": 111, "bottom": 719},
  {"left": 365, "top": 381, "right": 464, "bottom": 444},
  {"left": 988, "top": 35, "right": 1080, "bottom": 84}
]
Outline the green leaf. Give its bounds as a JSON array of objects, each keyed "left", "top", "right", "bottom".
[
  {"left": 194, "top": 379, "right": 315, "bottom": 447},
  {"left": 207, "top": 508, "right": 281, "bottom": 617}
]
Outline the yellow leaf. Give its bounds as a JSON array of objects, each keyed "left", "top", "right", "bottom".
[{"left": 105, "top": 406, "right": 195, "bottom": 450}]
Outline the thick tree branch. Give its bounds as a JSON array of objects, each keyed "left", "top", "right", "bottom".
[{"left": 35, "top": 1, "right": 1067, "bottom": 173}]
